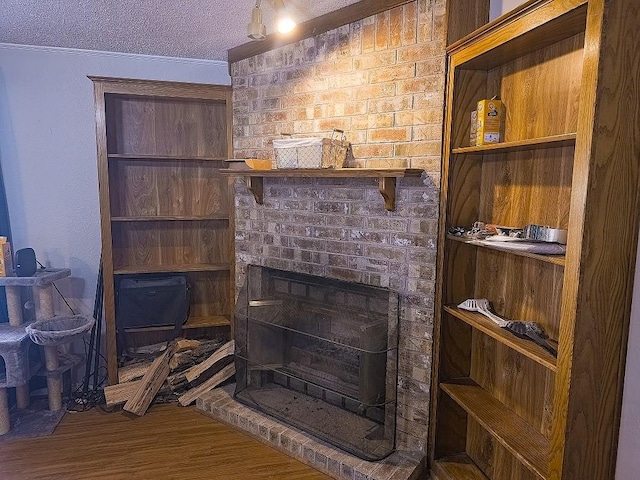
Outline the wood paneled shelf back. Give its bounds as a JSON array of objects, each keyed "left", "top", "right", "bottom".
[{"left": 221, "top": 168, "right": 424, "bottom": 211}]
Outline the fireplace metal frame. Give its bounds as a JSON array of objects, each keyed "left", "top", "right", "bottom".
[{"left": 234, "top": 265, "right": 399, "bottom": 461}]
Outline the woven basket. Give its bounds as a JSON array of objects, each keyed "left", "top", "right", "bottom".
[
  {"left": 26, "top": 315, "right": 95, "bottom": 346},
  {"left": 273, "top": 129, "right": 349, "bottom": 169}
]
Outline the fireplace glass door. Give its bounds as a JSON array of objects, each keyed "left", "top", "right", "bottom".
[{"left": 234, "top": 265, "right": 399, "bottom": 460}]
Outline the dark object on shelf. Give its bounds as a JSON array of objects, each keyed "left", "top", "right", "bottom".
[
  {"left": 15, "top": 248, "right": 37, "bottom": 277},
  {"left": 502, "top": 321, "right": 557, "bottom": 357},
  {"left": 448, "top": 221, "right": 497, "bottom": 239},
  {"left": 117, "top": 275, "right": 189, "bottom": 329}
]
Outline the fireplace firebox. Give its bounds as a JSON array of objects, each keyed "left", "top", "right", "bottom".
[{"left": 234, "top": 265, "right": 399, "bottom": 461}]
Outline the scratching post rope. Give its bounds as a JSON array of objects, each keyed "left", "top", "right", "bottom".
[
  {"left": 0, "top": 388, "right": 8, "bottom": 435},
  {"left": 15, "top": 384, "right": 30, "bottom": 409},
  {"left": 5, "top": 286, "right": 23, "bottom": 327},
  {"left": 44, "top": 345, "right": 62, "bottom": 411},
  {"left": 36, "top": 285, "right": 55, "bottom": 320}
]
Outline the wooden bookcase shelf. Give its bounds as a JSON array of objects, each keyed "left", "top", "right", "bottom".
[
  {"left": 431, "top": 454, "right": 487, "bottom": 480},
  {"left": 447, "top": 235, "right": 566, "bottom": 266},
  {"left": 451, "top": 133, "right": 576, "bottom": 155},
  {"left": 441, "top": 381, "right": 549, "bottom": 479},
  {"left": 108, "top": 153, "right": 228, "bottom": 161},
  {"left": 113, "top": 263, "right": 231, "bottom": 275},
  {"left": 123, "top": 315, "right": 231, "bottom": 333},
  {"left": 111, "top": 215, "right": 230, "bottom": 222},
  {"left": 91, "top": 77, "right": 235, "bottom": 385},
  {"left": 429, "top": 1, "right": 640, "bottom": 479},
  {"left": 222, "top": 168, "right": 424, "bottom": 211},
  {"left": 443, "top": 306, "right": 558, "bottom": 371}
]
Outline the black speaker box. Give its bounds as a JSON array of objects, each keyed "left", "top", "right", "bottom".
[
  {"left": 15, "top": 248, "right": 37, "bottom": 277},
  {"left": 117, "top": 275, "right": 189, "bottom": 329}
]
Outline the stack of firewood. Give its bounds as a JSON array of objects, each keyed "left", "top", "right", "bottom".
[{"left": 104, "top": 338, "right": 235, "bottom": 416}]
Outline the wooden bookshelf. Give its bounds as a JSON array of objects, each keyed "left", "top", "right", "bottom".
[
  {"left": 91, "top": 77, "right": 235, "bottom": 385},
  {"left": 429, "top": 1, "right": 640, "bottom": 479}
]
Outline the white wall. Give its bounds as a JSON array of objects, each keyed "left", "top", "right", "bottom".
[
  {"left": 617, "top": 244, "right": 640, "bottom": 479},
  {"left": 0, "top": 43, "right": 230, "bottom": 315}
]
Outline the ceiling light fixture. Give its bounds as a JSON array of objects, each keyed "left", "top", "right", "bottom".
[
  {"left": 272, "top": 0, "right": 296, "bottom": 34},
  {"left": 247, "top": 0, "right": 296, "bottom": 41},
  {"left": 247, "top": 2, "right": 267, "bottom": 40}
]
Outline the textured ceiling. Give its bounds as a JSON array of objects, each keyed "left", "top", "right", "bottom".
[{"left": 0, "top": 0, "right": 361, "bottom": 62}]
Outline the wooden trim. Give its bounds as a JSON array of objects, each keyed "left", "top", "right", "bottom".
[
  {"left": 91, "top": 79, "right": 119, "bottom": 386},
  {"left": 227, "top": 0, "right": 413, "bottom": 65},
  {"left": 87, "top": 76, "right": 231, "bottom": 100},
  {"left": 448, "top": 0, "right": 587, "bottom": 69},
  {"left": 551, "top": 0, "right": 640, "bottom": 478},
  {"left": 448, "top": 0, "right": 586, "bottom": 51}
]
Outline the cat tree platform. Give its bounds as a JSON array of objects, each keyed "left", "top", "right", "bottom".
[{"left": 0, "top": 268, "right": 71, "bottom": 434}]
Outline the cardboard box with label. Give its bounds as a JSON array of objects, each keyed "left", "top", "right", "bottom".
[
  {"left": 0, "top": 237, "right": 13, "bottom": 277},
  {"left": 476, "top": 99, "right": 505, "bottom": 145}
]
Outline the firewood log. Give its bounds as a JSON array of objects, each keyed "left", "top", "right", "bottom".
[{"left": 123, "top": 341, "right": 178, "bottom": 416}]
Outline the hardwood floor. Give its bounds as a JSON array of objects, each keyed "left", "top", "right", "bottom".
[{"left": 0, "top": 403, "right": 332, "bottom": 480}]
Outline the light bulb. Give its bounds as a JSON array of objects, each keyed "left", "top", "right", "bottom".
[
  {"left": 272, "top": 0, "right": 296, "bottom": 34},
  {"left": 276, "top": 15, "right": 296, "bottom": 34}
]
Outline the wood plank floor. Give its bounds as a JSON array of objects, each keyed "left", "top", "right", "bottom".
[{"left": 0, "top": 403, "right": 332, "bottom": 480}]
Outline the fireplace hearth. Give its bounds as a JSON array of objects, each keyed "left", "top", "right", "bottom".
[{"left": 234, "top": 265, "right": 399, "bottom": 461}]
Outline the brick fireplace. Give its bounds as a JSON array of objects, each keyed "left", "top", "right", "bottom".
[
  {"left": 199, "top": 175, "right": 438, "bottom": 479},
  {"left": 196, "top": 1, "right": 487, "bottom": 478}
]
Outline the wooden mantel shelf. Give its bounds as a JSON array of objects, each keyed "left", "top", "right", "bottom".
[{"left": 221, "top": 168, "right": 424, "bottom": 211}]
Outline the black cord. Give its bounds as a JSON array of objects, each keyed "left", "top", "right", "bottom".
[
  {"left": 35, "top": 259, "right": 76, "bottom": 315},
  {"left": 65, "top": 336, "right": 108, "bottom": 413}
]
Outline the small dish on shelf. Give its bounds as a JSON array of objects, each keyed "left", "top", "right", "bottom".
[
  {"left": 245, "top": 158, "right": 272, "bottom": 169},
  {"left": 226, "top": 158, "right": 272, "bottom": 170}
]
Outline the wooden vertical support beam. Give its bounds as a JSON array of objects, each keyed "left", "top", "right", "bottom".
[
  {"left": 378, "top": 177, "right": 396, "bottom": 211},
  {"left": 246, "top": 177, "right": 264, "bottom": 205},
  {"left": 36, "top": 285, "right": 55, "bottom": 320}
]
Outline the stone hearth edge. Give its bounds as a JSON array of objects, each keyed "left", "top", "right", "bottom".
[{"left": 196, "top": 384, "right": 425, "bottom": 480}]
